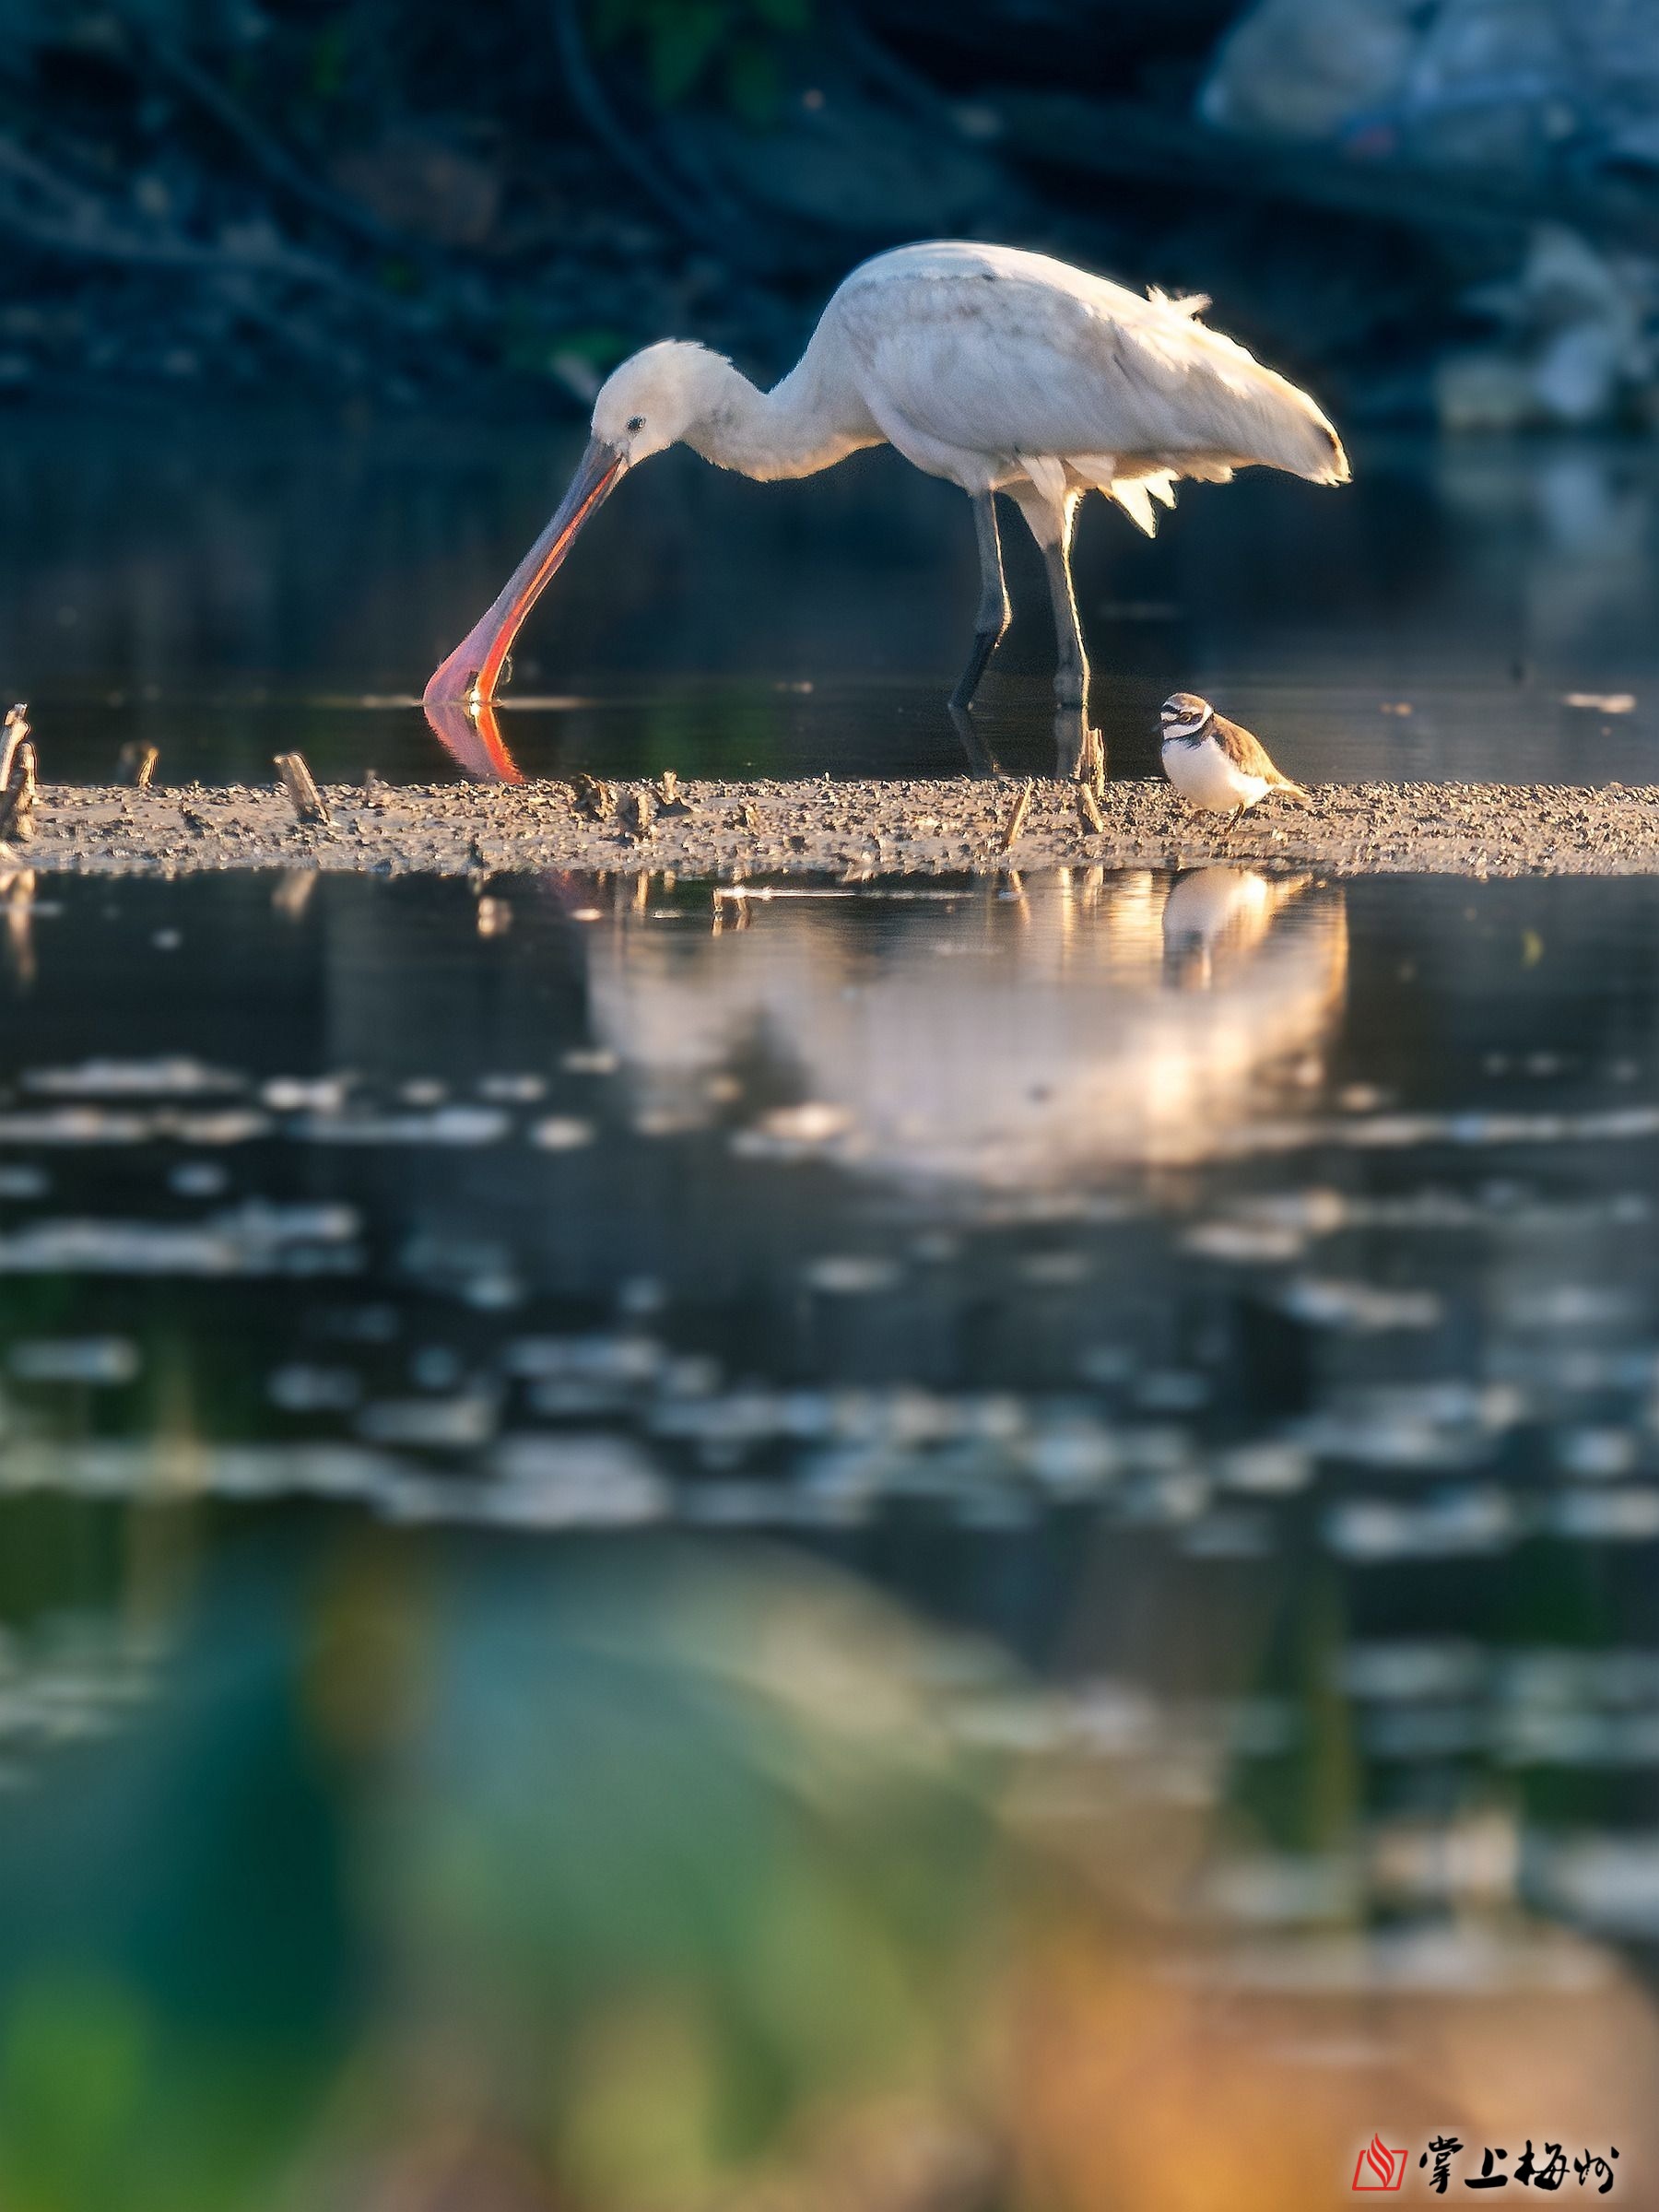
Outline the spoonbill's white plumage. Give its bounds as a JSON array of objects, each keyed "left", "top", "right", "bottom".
[{"left": 425, "top": 240, "right": 1350, "bottom": 735}]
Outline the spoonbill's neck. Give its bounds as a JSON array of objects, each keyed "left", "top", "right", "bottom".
[{"left": 686, "top": 340, "right": 878, "bottom": 484}]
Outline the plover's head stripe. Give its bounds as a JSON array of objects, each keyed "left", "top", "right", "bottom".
[{"left": 1160, "top": 690, "right": 1213, "bottom": 731}]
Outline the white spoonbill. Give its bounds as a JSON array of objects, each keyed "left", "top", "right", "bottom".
[{"left": 425, "top": 240, "right": 1349, "bottom": 729}]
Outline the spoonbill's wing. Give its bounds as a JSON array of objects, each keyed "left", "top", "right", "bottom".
[{"left": 834, "top": 245, "right": 1347, "bottom": 488}]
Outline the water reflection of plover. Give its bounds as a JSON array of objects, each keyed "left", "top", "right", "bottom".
[
  {"left": 1160, "top": 693, "right": 1309, "bottom": 820},
  {"left": 1161, "top": 865, "right": 1312, "bottom": 991}
]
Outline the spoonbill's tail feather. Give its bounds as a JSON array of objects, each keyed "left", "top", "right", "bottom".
[
  {"left": 1198, "top": 348, "right": 1349, "bottom": 487},
  {"left": 1069, "top": 460, "right": 1182, "bottom": 537},
  {"left": 1265, "top": 396, "right": 1349, "bottom": 487},
  {"left": 1109, "top": 478, "right": 1160, "bottom": 536}
]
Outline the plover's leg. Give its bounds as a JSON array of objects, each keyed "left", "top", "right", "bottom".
[
  {"left": 948, "top": 491, "right": 1009, "bottom": 713},
  {"left": 1009, "top": 484, "right": 1089, "bottom": 714}
]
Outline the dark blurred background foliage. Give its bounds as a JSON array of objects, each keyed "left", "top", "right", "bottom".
[{"left": 4, "top": 0, "right": 1659, "bottom": 426}]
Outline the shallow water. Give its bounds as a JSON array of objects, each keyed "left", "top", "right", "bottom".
[
  {"left": 3, "top": 418, "right": 1659, "bottom": 2207},
  {"left": 5, "top": 410, "right": 1659, "bottom": 785}
]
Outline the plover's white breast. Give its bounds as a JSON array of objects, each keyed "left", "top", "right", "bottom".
[{"left": 1162, "top": 734, "right": 1268, "bottom": 814}]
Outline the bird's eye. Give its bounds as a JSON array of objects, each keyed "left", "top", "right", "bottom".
[{"left": 627, "top": 415, "right": 645, "bottom": 433}]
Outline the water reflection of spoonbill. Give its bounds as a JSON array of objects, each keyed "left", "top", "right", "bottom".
[
  {"left": 425, "top": 241, "right": 1350, "bottom": 747},
  {"left": 578, "top": 868, "right": 1348, "bottom": 1184}
]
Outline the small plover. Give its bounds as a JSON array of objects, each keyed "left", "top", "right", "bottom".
[{"left": 1159, "top": 693, "right": 1308, "bottom": 819}]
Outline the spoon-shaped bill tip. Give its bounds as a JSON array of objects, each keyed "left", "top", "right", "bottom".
[
  {"left": 423, "top": 435, "right": 625, "bottom": 711},
  {"left": 421, "top": 691, "right": 525, "bottom": 784}
]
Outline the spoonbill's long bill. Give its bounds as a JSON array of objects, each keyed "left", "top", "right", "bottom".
[{"left": 424, "top": 241, "right": 1349, "bottom": 747}]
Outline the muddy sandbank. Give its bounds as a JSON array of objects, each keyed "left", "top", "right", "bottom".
[{"left": 12, "top": 776, "right": 1659, "bottom": 879}]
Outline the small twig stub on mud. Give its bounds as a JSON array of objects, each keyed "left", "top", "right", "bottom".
[
  {"left": 0, "top": 704, "right": 29, "bottom": 786},
  {"left": 274, "top": 751, "right": 332, "bottom": 826},
  {"left": 118, "top": 742, "right": 159, "bottom": 790},
  {"left": 1001, "top": 778, "right": 1032, "bottom": 851},
  {"left": 0, "top": 706, "right": 38, "bottom": 844},
  {"left": 577, "top": 774, "right": 617, "bottom": 822},
  {"left": 0, "top": 747, "right": 38, "bottom": 844}
]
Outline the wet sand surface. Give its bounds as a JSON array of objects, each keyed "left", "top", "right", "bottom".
[{"left": 18, "top": 774, "right": 1659, "bottom": 877}]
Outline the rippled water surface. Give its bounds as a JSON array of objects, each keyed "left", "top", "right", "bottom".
[
  {"left": 3, "top": 418, "right": 1659, "bottom": 2209},
  {"left": 0, "top": 861, "right": 1657, "bottom": 2205}
]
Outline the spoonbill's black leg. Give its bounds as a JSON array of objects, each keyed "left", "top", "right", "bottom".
[
  {"left": 948, "top": 491, "right": 1009, "bottom": 712},
  {"left": 948, "top": 701, "right": 1003, "bottom": 778}
]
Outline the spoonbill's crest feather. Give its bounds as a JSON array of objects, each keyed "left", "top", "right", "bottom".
[{"left": 590, "top": 339, "right": 736, "bottom": 463}]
